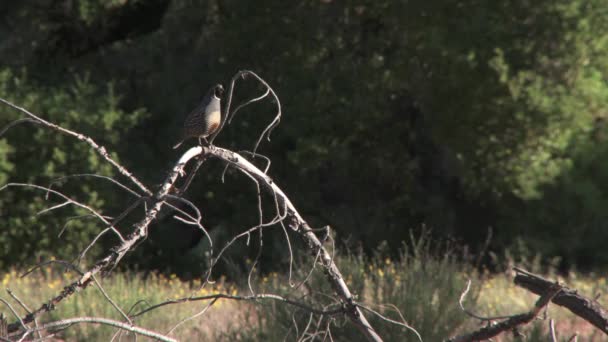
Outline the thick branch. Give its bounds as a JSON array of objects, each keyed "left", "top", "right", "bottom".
[
  {"left": 514, "top": 268, "right": 608, "bottom": 335},
  {"left": 205, "top": 145, "right": 383, "bottom": 342}
]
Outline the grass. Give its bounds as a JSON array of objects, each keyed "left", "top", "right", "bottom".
[{"left": 1, "top": 241, "right": 607, "bottom": 341}]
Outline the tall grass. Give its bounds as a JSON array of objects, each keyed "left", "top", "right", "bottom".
[
  {"left": 219, "top": 233, "right": 480, "bottom": 341},
  {"left": 0, "top": 234, "right": 605, "bottom": 341}
]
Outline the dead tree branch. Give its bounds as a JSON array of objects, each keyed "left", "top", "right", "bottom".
[
  {"left": 130, "top": 293, "right": 344, "bottom": 319},
  {"left": 10, "top": 317, "right": 176, "bottom": 342},
  {"left": 204, "top": 145, "right": 383, "bottom": 342},
  {"left": 0, "top": 98, "right": 152, "bottom": 196},
  {"left": 6, "top": 147, "right": 207, "bottom": 335},
  {"left": 513, "top": 267, "right": 608, "bottom": 335},
  {"left": 447, "top": 282, "right": 562, "bottom": 342},
  {"left": 0, "top": 70, "right": 387, "bottom": 341}
]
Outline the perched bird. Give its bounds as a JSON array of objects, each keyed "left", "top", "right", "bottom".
[{"left": 173, "top": 84, "right": 224, "bottom": 149}]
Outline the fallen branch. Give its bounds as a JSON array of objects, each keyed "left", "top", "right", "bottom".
[
  {"left": 10, "top": 317, "right": 176, "bottom": 342},
  {"left": 514, "top": 267, "right": 608, "bottom": 335},
  {"left": 447, "top": 280, "right": 562, "bottom": 342},
  {"left": 130, "top": 293, "right": 344, "bottom": 319}
]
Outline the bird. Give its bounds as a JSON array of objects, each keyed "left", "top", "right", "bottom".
[{"left": 173, "top": 84, "right": 224, "bottom": 149}]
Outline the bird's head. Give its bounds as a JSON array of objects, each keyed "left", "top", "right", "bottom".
[{"left": 214, "top": 84, "right": 225, "bottom": 99}]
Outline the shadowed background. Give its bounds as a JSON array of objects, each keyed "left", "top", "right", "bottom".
[{"left": 1, "top": 0, "right": 608, "bottom": 276}]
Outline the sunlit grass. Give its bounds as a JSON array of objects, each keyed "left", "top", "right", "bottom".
[
  {"left": 0, "top": 254, "right": 606, "bottom": 341},
  {"left": 1, "top": 266, "right": 248, "bottom": 340}
]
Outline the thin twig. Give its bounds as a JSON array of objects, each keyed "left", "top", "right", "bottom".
[
  {"left": 166, "top": 298, "right": 218, "bottom": 336},
  {"left": 205, "top": 145, "right": 383, "bottom": 341},
  {"left": 7, "top": 146, "right": 204, "bottom": 334},
  {"left": 357, "top": 303, "right": 422, "bottom": 342},
  {"left": 91, "top": 275, "right": 131, "bottom": 324},
  {"left": 458, "top": 279, "right": 514, "bottom": 320},
  {"left": 1, "top": 183, "right": 126, "bottom": 243},
  {"left": 31, "top": 317, "right": 176, "bottom": 342},
  {"left": 0, "top": 118, "right": 40, "bottom": 137},
  {"left": 130, "top": 293, "right": 344, "bottom": 319},
  {"left": 48, "top": 173, "right": 142, "bottom": 198},
  {"left": 0, "top": 98, "right": 152, "bottom": 195},
  {"left": 549, "top": 319, "right": 557, "bottom": 342},
  {"left": 227, "top": 88, "right": 270, "bottom": 124},
  {"left": 5, "top": 290, "right": 42, "bottom": 341}
]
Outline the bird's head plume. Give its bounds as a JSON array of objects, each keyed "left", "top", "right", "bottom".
[{"left": 213, "top": 84, "right": 225, "bottom": 99}]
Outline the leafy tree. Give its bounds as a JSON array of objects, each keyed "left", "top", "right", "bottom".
[
  {"left": 0, "top": 69, "right": 147, "bottom": 267},
  {"left": 2, "top": 0, "right": 608, "bottom": 270}
]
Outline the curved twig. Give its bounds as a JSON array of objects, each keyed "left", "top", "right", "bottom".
[
  {"left": 0, "top": 118, "right": 40, "bottom": 137},
  {"left": 458, "top": 279, "right": 514, "bottom": 321},
  {"left": 227, "top": 88, "right": 270, "bottom": 124},
  {"left": 209, "top": 70, "right": 281, "bottom": 155}
]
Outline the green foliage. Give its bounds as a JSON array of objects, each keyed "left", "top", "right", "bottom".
[
  {"left": 0, "top": 69, "right": 147, "bottom": 267},
  {"left": 2, "top": 0, "right": 608, "bottom": 270}
]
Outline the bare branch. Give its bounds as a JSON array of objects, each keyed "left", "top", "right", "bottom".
[
  {"left": 3, "top": 73, "right": 389, "bottom": 341},
  {"left": 0, "top": 98, "right": 152, "bottom": 196},
  {"left": 166, "top": 298, "right": 218, "bottom": 336},
  {"left": 549, "top": 319, "right": 557, "bottom": 342},
  {"left": 0, "top": 299, "right": 26, "bottom": 332},
  {"left": 5, "top": 290, "right": 41, "bottom": 341},
  {"left": 49, "top": 173, "right": 142, "bottom": 198},
  {"left": 130, "top": 293, "right": 344, "bottom": 319},
  {"left": 91, "top": 275, "right": 131, "bottom": 324},
  {"left": 21, "top": 260, "right": 84, "bottom": 278},
  {"left": 7, "top": 146, "right": 205, "bottom": 334},
  {"left": 172, "top": 156, "right": 207, "bottom": 196},
  {"left": 0, "top": 118, "right": 40, "bottom": 137},
  {"left": 227, "top": 88, "right": 270, "bottom": 124},
  {"left": 446, "top": 282, "right": 562, "bottom": 342},
  {"left": 239, "top": 150, "right": 272, "bottom": 174},
  {"left": 165, "top": 194, "right": 213, "bottom": 251},
  {"left": 458, "top": 279, "right": 514, "bottom": 321},
  {"left": 203, "top": 145, "right": 383, "bottom": 342},
  {"left": 1, "top": 183, "right": 125, "bottom": 243},
  {"left": 513, "top": 267, "right": 608, "bottom": 335},
  {"left": 209, "top": 70, "right": 281, "bottom": 155},
  {"left": 357, "top": 303, "right": 422, "bottom": 342},
  {"left": 25, "top": 317, "right": 176, "bottom": 342}
]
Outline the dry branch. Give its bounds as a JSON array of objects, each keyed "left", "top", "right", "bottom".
[
  {"left": 15, "top": 317, "right": 176, "bottom": 342},
  {"left": 447, "top": 282, "right": 562, "bottom": 342},
  {"left": 6, "top": 147, "right": 207, "bottom": 335},
  {"left": 0, "top": 98, "right": 152, "bottom": 196},
  {"left": 205, "top": 145, "right": 383, "bottom": 342},
  {"left": 130, "top": 293, "right": 344, "bottom": 319},
  {"left": 1, "top": 70, "right": 387, "bottom": 341},
  {"left": 513, "top": 267, "right": 608, "bottom": 335}
]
